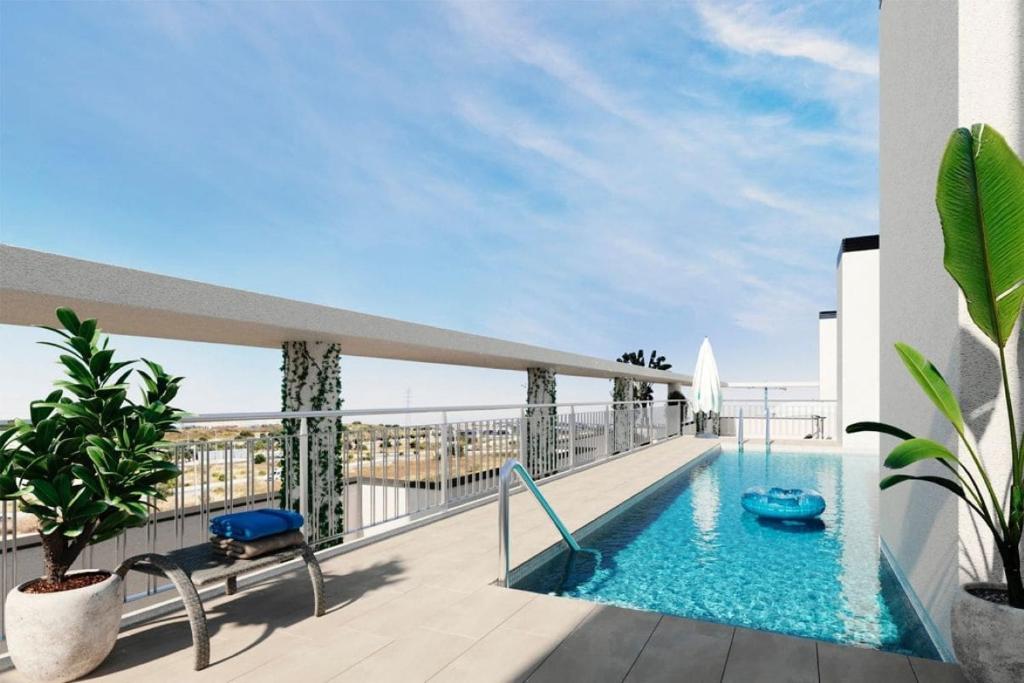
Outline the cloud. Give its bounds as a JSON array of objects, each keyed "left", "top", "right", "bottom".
[{"left": 695, "top": 1, "right": 878, "bottom": 77}]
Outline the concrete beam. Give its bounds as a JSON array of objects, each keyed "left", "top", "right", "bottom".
[{"left": 0, "top": 245, "right": 690, "bottom": 385}]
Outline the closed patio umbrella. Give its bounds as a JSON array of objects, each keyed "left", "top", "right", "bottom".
[{"left": 691, "top": 337, "right": 721, "bottom": 435}]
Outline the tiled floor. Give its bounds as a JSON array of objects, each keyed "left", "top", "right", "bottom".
[{"left": 2, "top": 437, "right": 966, "bottom": 682}]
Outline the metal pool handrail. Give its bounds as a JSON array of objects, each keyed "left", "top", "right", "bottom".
[{"left": 497, "top": 459, "right": 581, "bottom": 587}]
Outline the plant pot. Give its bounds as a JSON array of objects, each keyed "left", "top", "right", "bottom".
[
  {"left": 952, "top": 582, "right": 1024, "bottom": 683},
  {"left": 4, "top": 571, "right": 124, "bottom": 682}
]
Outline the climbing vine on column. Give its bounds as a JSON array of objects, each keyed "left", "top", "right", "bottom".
[
  {"left": 612, "top": 377, "right": 633, "bottom": 453},
  {"left": 280, "top": 341, "right": 343, "bottom": 544},
  {"left": 525, "top": 367, "right": 557, "bottom": 476}
]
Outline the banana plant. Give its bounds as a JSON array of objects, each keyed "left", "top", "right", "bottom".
[
  {"left": 848, "top": 124, "right": 1024, "bottom": 607},
  {"left": 0, "top": 308, "right": 184, "bottom": 584}
]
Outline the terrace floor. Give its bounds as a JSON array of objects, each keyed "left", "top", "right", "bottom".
[{"left": 4, "top": 437, "right": 965, "bottom": 682}]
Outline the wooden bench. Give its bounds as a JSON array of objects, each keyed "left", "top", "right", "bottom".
[{"left": 116, "top": 542, "right": 324, "bottom": 670}]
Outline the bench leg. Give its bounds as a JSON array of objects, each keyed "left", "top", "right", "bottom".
[
  {"left": 117, "top": 553, "right": 211, "bottom": 671},
  {"left": 300, "top": 545, "right": 325, "bottom": 617}
]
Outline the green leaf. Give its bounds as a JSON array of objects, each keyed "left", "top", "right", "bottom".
[
  {"left": 89, "top": 349, "right": 115, "bottom": 378},
  {"left": 894, "top": 343, "right": 964, "bottom": 433},
  {"left": 883, "top": 437, "right": 960, "bottom": 470},
  {"left": 880, "top": 474, "right": 965, "bottom": 500},
  {"left": 55, "top": 307, "right": 81, "bottom": 334},
  {"left": 937, "top": 125, "right": 1024, "bottom": 347},
  {"left": 78, "top": 319, "right": 98, "bottom": 346},
  {"left": 846, "top": 421, "right": 915, "bottom": 441},
  {"left": 28, "top": 479, "right": 61, "bottom": 507}
]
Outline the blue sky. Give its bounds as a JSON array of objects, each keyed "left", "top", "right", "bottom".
[{"left": 0, "top": 1, "right": 878, "bottom": 416}]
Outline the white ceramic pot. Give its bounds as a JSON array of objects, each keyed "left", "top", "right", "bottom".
[
  {"left": 952, "top": 582, "right": 1024, "bottom": 683},
  {"left": 5, "top": 571, "right": 124, "bottom": 682}
]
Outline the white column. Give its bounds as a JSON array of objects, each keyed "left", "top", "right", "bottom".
[
  {"left": 880, "top": 0, "right": 1022, "bottom": 649},
  {"left": 837, "top": 238, "right": 879, "bottom": 452},
  {"left": 817, "top": 312, "right": 837, "bottom": 402}
]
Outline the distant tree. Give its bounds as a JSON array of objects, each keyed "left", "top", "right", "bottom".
[{"left": 615, "top": 349, "right": 671, "bottom": 402}]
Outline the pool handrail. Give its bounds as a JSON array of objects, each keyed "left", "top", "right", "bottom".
[{"left": 497, "top": 458, "right": 581, "bottom": 587}]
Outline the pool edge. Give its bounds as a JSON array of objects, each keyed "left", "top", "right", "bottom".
[{"left": 880, "top": 537, "right": 957, "bottom": 663}]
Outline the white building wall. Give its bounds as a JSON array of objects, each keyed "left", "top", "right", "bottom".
[
  {"left": 880, "top": 0, "right": 1022, "bottom": 650},
  {"left": 818, "top": 313, "right": 837, "bottom": 401},
  {"left": 837, "top": 245, "right": 880, "bottom": 452}
]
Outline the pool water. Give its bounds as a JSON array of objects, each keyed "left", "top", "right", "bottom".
[{"left": 512, "top": 449, "right": 940, "bottom": 659}]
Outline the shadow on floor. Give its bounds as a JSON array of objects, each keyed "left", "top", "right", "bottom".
[{"left": 82, "top": 558, "right": 407, "bottom": 678}]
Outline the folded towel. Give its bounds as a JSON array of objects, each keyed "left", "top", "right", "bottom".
[
  {"left": 209, "top": 529, "right": 305, "bottom": 559},
  {"left": 209, "top": 509, "right": 304, "bottom": 541}
]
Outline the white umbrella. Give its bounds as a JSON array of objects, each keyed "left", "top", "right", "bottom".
[{"left": 691, "top": 337, "right": 721, "bottom": 418}]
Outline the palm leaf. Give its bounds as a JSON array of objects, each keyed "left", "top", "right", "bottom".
[
  {"left": 894, "top": 343, "right": 964, "bottom": 433},
  {"left": 883, "top": 437, "right": 959, "bottom": 469},
  {"left": 937, "top": 125, "right": 1024, "bottom": 347}
]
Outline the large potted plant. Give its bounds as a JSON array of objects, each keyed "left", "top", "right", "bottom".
[
  {"left": 848, "top": 124, "right": 1022, "bottom": 682},
  {"left": 0, "top": 308, "right": 184, "bottom": 682}
]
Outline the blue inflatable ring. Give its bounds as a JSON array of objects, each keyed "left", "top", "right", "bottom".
[{"left": 741, "top": 486, "right": 826, "bottom": 520}]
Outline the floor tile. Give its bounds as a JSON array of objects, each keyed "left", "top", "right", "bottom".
[
  {"left": 817, "top": 641, "right": 915, "bottom": 683},
  {"left": 526, "top": 605, "right": 661, "bottom": 683},
  {"left": 431, "top": 626, "right": 559, "bottom": 683},
  {"left": 501, "top": 592, "right": 596, "bottom": 639},
  {"left": 624, "top": 616, "right": 733, "bottom": 683},
  {"left": 422, "top": 586, "right": 535, "bottom": 639},
  {"left": 909, "top": 657, "right": 970, "bottom": 683},
  {"left": 721, "top": 627, "right": 818, "bottom": 683},
  {"left": 331, "top": 627, "right": 476, "bottom": 683}
]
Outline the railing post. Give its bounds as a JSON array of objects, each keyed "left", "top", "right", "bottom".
[
  {"left": 518, "top": 405, "right": 527, "bottom": 458},
  {"left": 568, "top": 405, "right": 576, "bottom": 469},
  {"left": 604, "top": 405, "right": 611, "bottom": 458},
  {"left": 738, "top": 408, "right": 744, "bottom": 453},
  {"left": 622, "top": 405, "right": 630, "bottom": 454},
  {"left": 764, "top": 388, "right": 771, "bottom": 453},
  {"left": 299, "top": 417, "right": 309, "bottom": 540},
  {"left": 498, "top": 466, "right": 511, "bottom": 587},
  {"left": 440, "top": 411, "right": 450, "bottom": 508}
]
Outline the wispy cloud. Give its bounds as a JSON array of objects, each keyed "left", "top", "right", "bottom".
[
  {"left": 0, "top": 0, "right": 879, "bottom": 412},
  {"left": 696, "top": 1, "right": 878, "bottom": 77}
]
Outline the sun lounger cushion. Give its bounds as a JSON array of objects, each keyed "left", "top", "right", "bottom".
[{"left": 210, "top": 509, "right": 304, "bottom": 541}]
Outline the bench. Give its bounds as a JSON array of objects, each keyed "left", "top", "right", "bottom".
[{"left": 116, "top": 541, "right": 324, "bottom": 670}]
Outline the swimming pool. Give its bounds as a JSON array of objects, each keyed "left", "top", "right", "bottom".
[{"left": 511, "top": 448, "right": 941, "bottom": 659}]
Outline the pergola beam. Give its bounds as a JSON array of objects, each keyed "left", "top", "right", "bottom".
[{"left": 0, "top": 245, "right": 691, "bottom": 385}]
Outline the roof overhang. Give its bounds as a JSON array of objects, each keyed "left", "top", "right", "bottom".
[{"left": 0, "top": 245, "right": 691, "bottom": 385}]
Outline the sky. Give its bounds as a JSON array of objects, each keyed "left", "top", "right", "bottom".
[{"left": 0, "top": 1, "right": 878, "bottom": 418}]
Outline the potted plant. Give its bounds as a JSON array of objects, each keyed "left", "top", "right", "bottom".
[
  {"left": 848, "top": 124, "right": 1022, "bottom": 682},
  {"left": 0, "top": 308, "right": 184, "bottom": 682}
]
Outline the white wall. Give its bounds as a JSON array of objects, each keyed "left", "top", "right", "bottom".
[
  {"left": 837, "top": 246, "right": 880, "bottom": 452},
  {"left": 818, "top": 314, "right": 837, "bottom": 401},
  {"left": 880, "top": 0, "right": 1022, "bottom": 650}
]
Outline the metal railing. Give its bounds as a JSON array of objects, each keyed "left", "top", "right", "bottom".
[
  {"left": 0, "top": 398, "right": 686, "bottom": 638},
  {"left": 497, "top": 459, "right": 580, "bottom": 587},
  {"left": 719, "top": 400, "right": 838, "bottom": 446}
]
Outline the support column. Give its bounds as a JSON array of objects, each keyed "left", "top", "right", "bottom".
[
  {"left": 612, "top": 377, "right": 633, "bottom": 453},
  {"left": 525, "top": 367, "right": 556, "bottom": 475},
  {"left": 281, "top": 341, "right": 344, "bottom": 543},
  {"left": 666, "top": 382, "right": 685, "bottom": 435}
]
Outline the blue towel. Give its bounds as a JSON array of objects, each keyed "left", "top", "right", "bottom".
[{"left": 210, "top": 509, "right": 304, "bottom": 541}]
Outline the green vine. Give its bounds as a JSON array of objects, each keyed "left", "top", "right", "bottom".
[
  {"left": 280, "top": 341, "right": 343, "bottom": 544},
  {"left": 525, "top": 367, "right": 557, "bottom": 475}
]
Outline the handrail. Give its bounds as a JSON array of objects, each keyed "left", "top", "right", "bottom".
[{"left": 497, "top": 459, "right": 581, "bottom": 587}]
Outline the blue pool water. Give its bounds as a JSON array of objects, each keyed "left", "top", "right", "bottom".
[{"left": 512, "top": 449, "right": 940, "bottom": 659}]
